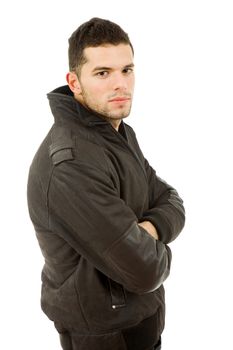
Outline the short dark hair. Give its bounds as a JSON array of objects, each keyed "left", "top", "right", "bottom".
[{"left": 68, "top": 17, "right": 134, "bottom": 75}]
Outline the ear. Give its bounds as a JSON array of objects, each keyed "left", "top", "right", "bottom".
[{"left": 66, "top": 72, "right": 82, "bottom": 95}]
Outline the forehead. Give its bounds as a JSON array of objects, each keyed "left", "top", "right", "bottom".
[{"left": 83, "top": 44, "right": 134, "bottom": 69}]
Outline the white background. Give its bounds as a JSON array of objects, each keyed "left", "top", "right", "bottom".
[{"left": 1, "top": 1, "right": 232, "bottom": 349}]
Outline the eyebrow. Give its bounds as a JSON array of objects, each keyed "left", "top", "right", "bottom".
[{"left": 92, "top": 63, "right": 135, "bottom": 73}]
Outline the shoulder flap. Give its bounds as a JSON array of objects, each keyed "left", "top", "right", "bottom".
[{"left": 49, "top": 127, "right": 74, "bottom": 165}]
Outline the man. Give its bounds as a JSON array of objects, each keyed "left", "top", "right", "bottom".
[{"left": 27, "top": 18, "right": 185, "bottom": 350}]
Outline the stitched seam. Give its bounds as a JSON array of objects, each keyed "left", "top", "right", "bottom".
[
  {"left": 73, "top": 273, "right": 90, "bottom": 331},
  {"left": 46, "top": 165, "right": 55, "bottom": 230},
  {"left": 103, "top": 221, "right": 136, "bottom": 256}
]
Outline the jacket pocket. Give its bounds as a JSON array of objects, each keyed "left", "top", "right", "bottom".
[
  {"left": 74, "top": 260, "right": 130, "bottom": 332},
  {"left": 108, "top": 278, "right": 126, "bottom": 310}
]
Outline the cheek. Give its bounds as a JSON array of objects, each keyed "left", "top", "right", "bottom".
[
  {"left": 129, "top": 76, "right": 135, "bottom": 90},
  {"left": 89, "top": 82, "right": 109, "bottom": 101}
]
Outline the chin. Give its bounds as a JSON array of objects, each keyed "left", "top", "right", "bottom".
[
  {"left": 112, "top": 109, "right": 131, "bottom": 119},
  {"left": 111, "top": 113, "right": 129, "bottom": 120}
]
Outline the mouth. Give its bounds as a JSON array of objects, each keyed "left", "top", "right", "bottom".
[{"left": 108, "top": 97, "right": 131, "bottom": 103}]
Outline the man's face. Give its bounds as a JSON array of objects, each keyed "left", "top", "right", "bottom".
[{"left": 75, "top": 44, "right": 135, "bottom": 123}]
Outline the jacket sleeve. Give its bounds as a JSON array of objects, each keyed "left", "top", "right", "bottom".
[
  {"left": 141, "top": 159, "right": 185, "bottom": 244},
  {"left": 48, "top": 159, "right": 171, "bottom": 295}
]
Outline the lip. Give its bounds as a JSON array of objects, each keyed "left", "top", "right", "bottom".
[{"left": 108, "top": 97, "right": 131, "bottom": 102}]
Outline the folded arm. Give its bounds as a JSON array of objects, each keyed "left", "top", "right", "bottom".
[
  {"left": 48, "top": 159, "right": 171, "bottom": 294},
  {"left": 141, "top": 159, "right": 185, "bottom": 244}
]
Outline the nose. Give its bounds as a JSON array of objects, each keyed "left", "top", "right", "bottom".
[{"left": 112, "top": 72, "right": 128, "bottom": 91}]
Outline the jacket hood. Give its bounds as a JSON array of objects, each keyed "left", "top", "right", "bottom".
[{"left": 47, "top": 85, "right": 109, "bottom": 127}]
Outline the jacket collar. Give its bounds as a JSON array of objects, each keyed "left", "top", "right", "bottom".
[{"left": 47, "top": 85, "right": 110, "bottom": 127}]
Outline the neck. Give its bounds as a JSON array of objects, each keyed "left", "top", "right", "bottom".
[{"left": 108, "top": 119, "right": 122, "bottom": 131}]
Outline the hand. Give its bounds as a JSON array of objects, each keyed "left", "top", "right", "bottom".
[{"left": 138, "top": 221, "right": 159, "bottom": 240}]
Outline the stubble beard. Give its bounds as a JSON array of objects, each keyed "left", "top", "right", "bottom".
[{"left": 80, "top": 87, "right": 132, "bottom": 122}]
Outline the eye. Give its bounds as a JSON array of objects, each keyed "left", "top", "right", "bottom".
[
  {"left": 96, "top": 71, "right": 109, "bottom": 78},
  {"left": 122, "top": 68, "right": 134, "bottom": 75}
]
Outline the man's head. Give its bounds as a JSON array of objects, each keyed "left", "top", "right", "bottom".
[{"left": 66, "top": 18, "right": 135, "bottom": 129}]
